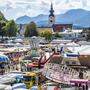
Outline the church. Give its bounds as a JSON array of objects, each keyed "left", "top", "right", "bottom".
[
  {"left": 19, "top": 3, "right": 73, "bottom": 36},
  {"left": 38, "top": 3, "right": 72, "bottom": 34}
]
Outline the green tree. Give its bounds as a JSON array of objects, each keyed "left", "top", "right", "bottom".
[
  {"left": 24, "top": 22, "right": 38, "bottom": 37},
  {"left": 40, "top": 30, "right": 52, "bottom": 41},
  {"left": 54, "top": 33, "right": 62, "bottom": 38},
  {"left": 0, "top": 16, "right": 3, "bottom": 21},
  {"left": 5, "top": 20, "right": 18, "bottom": 38},
  {"left": 0, "top": 12, "right": 7, "bottom": 39},
  {"left": 0, "top": 21, "right": 6, "bottom": 38},
  {"left": 0, "top": 12, "right": 6, "bottom": 21}
]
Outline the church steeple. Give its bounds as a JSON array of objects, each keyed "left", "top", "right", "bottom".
[
  {"left": 49, "top": 3, "right": 54, "bottom": 17},
  {"left": 49, "top": 3, "right": 55, "bottom": 26}
]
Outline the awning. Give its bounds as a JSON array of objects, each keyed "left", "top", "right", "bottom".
[
  {"left": 66, "top": 53, "right": 79, "bottom": 57},
  {"left": 12, "top": 83, "right": 26, "bottom": 90},
  {"left": 64, "top": 53, "right": 79, "bottom": 58}
]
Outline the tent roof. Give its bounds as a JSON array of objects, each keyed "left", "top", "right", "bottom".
[
  {"left": 0, "top": 55, "right": 9, "bottom": 62},
  {"left": 67, "top": 45, "right": 90, "bottom": 55}
]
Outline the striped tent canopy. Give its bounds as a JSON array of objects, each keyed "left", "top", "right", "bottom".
[{"left": 0, "top": 55, "right": 9, "bottom": 62}]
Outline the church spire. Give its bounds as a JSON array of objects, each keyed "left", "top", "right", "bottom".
[
  {"left": 48, "top": 3, "right": 55, "bottom": 26},
  {"left": 51, "top": 3, "right": 53, "bottom": 10},
  {"left": 49, "top": 3, "right": 54, "bottom": 17}
]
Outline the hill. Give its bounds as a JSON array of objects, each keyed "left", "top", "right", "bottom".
[
  {"left": 74, "top": 11, "right": 90, "bottom": 28},
  {"left": 15, "top": 9, "right": 90, "bottom": 28},
  {"left": 15, "top": 15, "right": 31, "bottom": 24}
]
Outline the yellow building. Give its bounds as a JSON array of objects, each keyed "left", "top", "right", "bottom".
[{"left": 37, "top": 27, "right": 53, "bottom": 34}]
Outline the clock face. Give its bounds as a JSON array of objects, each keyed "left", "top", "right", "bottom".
[
  {"left": 49, "top": 16, "right": 55, "bottom": 24},
  {"left": 50, "top": 16, "right": 54, "bottom": 19},
  {"left": 50, "top": 16, "right": 54, "bottom": 21}
]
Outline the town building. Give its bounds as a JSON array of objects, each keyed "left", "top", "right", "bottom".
[
  {"left": 52, "top": 24, "right": 72, "bottom": 33},
  {"left": 17, "top": 3, "right": 80, "bottom": 39}
]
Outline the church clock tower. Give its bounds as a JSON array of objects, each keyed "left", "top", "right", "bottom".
[{"left": 49, "top": 3, "right": 55, "bottom": 26}]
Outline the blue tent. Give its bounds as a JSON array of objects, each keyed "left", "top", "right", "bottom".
[{"left": 0, "top": 55, "right": 9, "bottom": 62}]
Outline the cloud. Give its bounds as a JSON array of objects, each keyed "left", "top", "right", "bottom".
[{"left": 0, "top": 0, "right": 89, "bottom": 20}]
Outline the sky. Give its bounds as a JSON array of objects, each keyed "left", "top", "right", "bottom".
[{"left": 0, "top": 0, "right": 90, "bottom": 20}]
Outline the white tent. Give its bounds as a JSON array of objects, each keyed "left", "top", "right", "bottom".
[
  {"left": 14, "top": 39, "right": 23, "bottom": 43},
  {"left": 0, "top": 84, "right": 12, "bottom": 90},
  {"left": 12, "top": 83, "right": 26, "bottom": 90},
  {"left": 0, "top": 73, "right": 23, "bottom": 84},
  {"left": 13, "top": 88, "right": 27, "bottom": 90},
  {"left": 67, "top": 44, "right": 90, "bottom": 55},
  {"left": 79, "top": 48, "right": 90, "bottom": 55}
]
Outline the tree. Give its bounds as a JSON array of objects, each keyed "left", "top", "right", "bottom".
[
  {"left": 54, "top": 33, "right": 62, "bottom": 38},
  {"left": 0, "top": 12, "right": 7, "bottom": 39},
  {"left": 0, "top": 12, "right": 6, "bottom": 21},
  {"left": 86, "top": 28, "right": 90, "bottom": 41},
  {"left": 40, "top": 30, "right": 52, "bottom": 41},
  {"left": 5, "top": 20, "right": 18, "bottom": 37},
  {"left": 0, "top": 16, "right": 3, "bottom": 21},
  {"left": 0, "top": 21, "right": 6, "bottom": 38},
  {"left": 24, "top": 22, "right": 38, "bottom": 37}
]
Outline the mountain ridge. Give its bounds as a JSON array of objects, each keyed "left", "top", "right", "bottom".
[{"left": 15, "top": 9, "right": 90, "bottom": 28}]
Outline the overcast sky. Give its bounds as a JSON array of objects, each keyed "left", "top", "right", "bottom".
[{"left": 0, "top": 0, "right": 90, "bottom": 20}]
